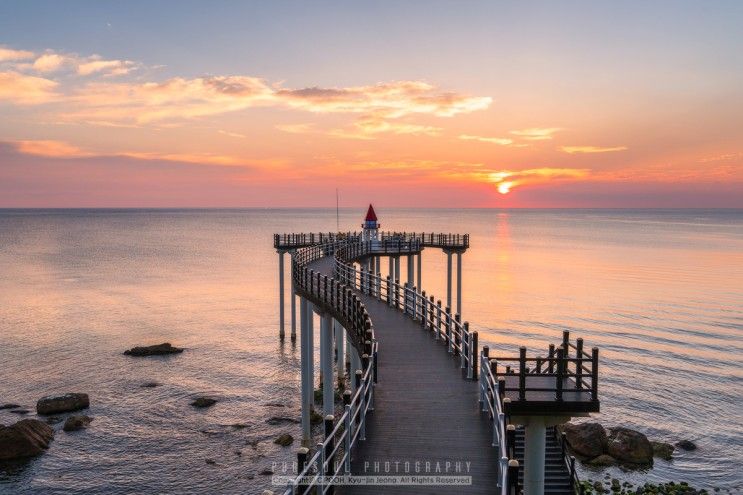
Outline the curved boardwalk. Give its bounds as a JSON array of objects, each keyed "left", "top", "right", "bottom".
[{"left": 311, "top": 256, "right": 499, "bottom": 494}]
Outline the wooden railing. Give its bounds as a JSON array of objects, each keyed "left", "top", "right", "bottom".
[{"left": 274, "top": 231, "right": 469, "bottom": 251}]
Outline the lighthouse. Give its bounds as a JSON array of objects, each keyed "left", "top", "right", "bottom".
[{"left": 361, "top": 204, "right": 379, "bottom": 241}]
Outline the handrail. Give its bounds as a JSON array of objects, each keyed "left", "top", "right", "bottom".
[
  {"left": 274, "top": 231, "right": 470, "bottom": 250},
  {"left": 282, "top": 238, "right": 378, "bottom": 495},
  {"left": 556, "top": 429, "right": 585, "bottom": 494},
  {"left": 332, "top": 239, "right": 478, "bottom": 380}
]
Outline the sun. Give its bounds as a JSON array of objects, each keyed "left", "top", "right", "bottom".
[{"left": 497, "top": 181, "right": 514, "bottom": 194}]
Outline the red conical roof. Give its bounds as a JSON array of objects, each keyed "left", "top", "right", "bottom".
[{"left": 364, "top": 204, "right": 378, "bottom": 222}]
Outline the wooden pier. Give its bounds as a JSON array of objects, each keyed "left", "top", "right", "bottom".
[{"left": 273, "top": 207, "right": 600, "bottom": 495}]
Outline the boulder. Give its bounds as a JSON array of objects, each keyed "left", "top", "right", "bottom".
[
  {"left": 274, "top": 433, "right": 294, "bottom": 446},
  {"left": 560, "top": 422, "right": 607, "bottom": 459},
  {"left": 0, "top": 419, "right": 54, "bottom": 460},
  {"left": 36, "top": 393, "right": 89, "bottom": 415},
  {"left": 588, "top": 454, "right": 617, "bottom": 467},
  {"left": 651, "top": 441, "right": 674, "bottom": 460},
  {"left": 310, "top": 409, "right": 323, "bottom": 425},
  {"left": 607, "top": 427, "right": 653, "bottom": 466},
  {"left": 191, "top": 397, "right": 216, "bottom": 408},
  {"left": 63, "top": 415, "right": 93, "bottom": 432},
  {"left": 124, "top": 343, "right": 183, "bottom": 357},
  {"left": 675, "top": 440, "right": 697, "bottom": 451}
]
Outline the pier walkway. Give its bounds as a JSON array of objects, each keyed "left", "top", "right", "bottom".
[
  {"left": 310, "top": 256, "right": 500, "bottom": 493},
  {"left": 274, "top": 223, "right": 600, "bottom": 495}
]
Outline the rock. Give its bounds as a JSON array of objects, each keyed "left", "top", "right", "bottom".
[
  {"left": 651, "top": 441, "right": 675, "bottom": 460},
  {"left": 0, "top": 404, "right": 21, "bottom": 410},
  {"left": 63, "top": 415, "right": 93, "bottom": 432},
  {"left": 0, "top": 419, "right": 54, "bottom": 460},
  {"left": 140, "top": 381, "right": 160, "bottom": 388},
  {"left": 266, "top": 416, "right": 299, "bottom": 425},
  {"left": 190, "top": 397, "right": 216, "bottom": 408},
  {"left": 560, "top": 422, "right": 607, "bottom": 459},
  {"left": 205, "top": 458, "right": 216, "bottom": 465},
  {"left": 45, "top": 417, "right": 62, "bottom": 425},
  {"left": 593, "top": 480, "right": 606, "bottom": 493},
  {"left": 675, "top": 440, "right": 697, "bottom": 451},
  {"left": 274, "top": 433, "right": 294, "bottom": 446},
  {"left": 611, "top": 478, "right": 621, "bottom": 490},
  {"left": 124, "top": 343, "right": 183, "bottom": 357},
  {"left": 259, "top": 467, "right": 274, "bottom": 475},
  {"left": 310, "top": 409, "right": 323, "bottom": 425},
  {"left": 9, "top": 409, "right": 30, "bottom": 415},
  {"left": 36, "top": 393, "right": 89, "bottom": 415},
  {"left": 230, "top": 423, "right": 248, "bottom": 429},
  {"left": 265, "top": 402, "right": 285, "bottom": 408},
  {"left": 588, "top": 454, "right": 617, "bottom": 467},
  {"left": 607, "top": 427, "right": 653, "bottom": 466}
]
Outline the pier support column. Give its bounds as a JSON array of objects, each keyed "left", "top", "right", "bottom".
[
  {"left": 407, "top": 254, "right": 414, "bottom": 287},
  {"left": 394, "top": 256, "right": 400, "bottom": 284},
  {"left": 308, "top": 305, "right": 315, "bottom": 410},
  {"left": 320, "top": 313, "right": 333, "bottom": 416},
  {"left": 278, "top": 251, "right": 285, "bottom": 339},
  {"left": 335, "top": 320, "right": 345, "bottom": 388},
  {"left": 456, "top": 251, "right": 462, "bottom": 316},
  {"left": 388, "top": 256, "right": 394, "bottom": 282},
  {"left": 376, "top": 256, "right": 382, "bottom": 296},
  {"left": 299, "top": 298, "right": 311, "bottom": 446},
  {"left": 446, "top": 250, "right": 453, "bottom": 309},
  {"left": 416, "top": 252, "right": 422, "bottom": 290},
  {"left": 290, "top": 279, "right": 297, "bottom": 341},
  {"left": 523, "top": 418, "right": 546, "bottom": 495}
]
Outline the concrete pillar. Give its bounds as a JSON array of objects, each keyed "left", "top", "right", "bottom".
[
  {"left": 456, "top": 251, "right": 462, "bottom": 316},
  {"left": 335, "top": 320, "right": 345, "bottom": 388},
  {"left": 407, "top": 254, "right": 414, "bottom": 287},
  {"left": 523, "top": 418, "right": 546, "bottom": 495},
  {"left": 416, "top": 252, "right": 422, "bottom": 290},
  {"left": 299, "top": 298, "right": 310, "bottom": 446},
  {"left": 446, "top": 251, "right": 453, "bottom": 309},
  {"left": 388, "top": 256, "right": 394, "bottom": 281},
  {"left": 278, "top": 251, "right": 285, "bottom": 339},
  {"left": 350, "top": 347, "right": 360, "bottom": 396},
  {"left": 308, "top": 305, "right": 315, "bottom": 407},
  {"left": 290, "top": 280, "right": 297, "bottom": 341},
  {"left": 320, "top": 314, "right": 333, "bottom": 416},
  {"left": 376, "top": 256, "right": 382, "bottom": 295},
  {"left": 394, "top": 256, "right": 400, "bottom": 282}
]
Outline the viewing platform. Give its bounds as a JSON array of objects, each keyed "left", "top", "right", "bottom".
[{"left": 272, "top": 205, "right": 600, "bottom": 495}]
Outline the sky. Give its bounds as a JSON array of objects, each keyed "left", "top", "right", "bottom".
[{"left": 0, "top": 0, "right": 742, "bottom": 208}]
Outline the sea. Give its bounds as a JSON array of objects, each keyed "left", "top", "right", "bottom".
[{"left": 0, "top": 208, "right": 741, "bottom": 494}]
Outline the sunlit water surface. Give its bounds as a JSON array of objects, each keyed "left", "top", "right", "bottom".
[{"left": 0, "top": 209, "right": 741, "bottom": 493}]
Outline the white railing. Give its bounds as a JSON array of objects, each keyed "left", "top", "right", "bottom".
[{"left": 479, "top": 350, "right": 512, "bottom": 494}]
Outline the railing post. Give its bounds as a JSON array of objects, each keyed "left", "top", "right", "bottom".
[
  {"left": 556, "top": 347, "right": 564, "bottom": 401},
  {"left": 394, "top": 279, "right": 400, "bottom": 310},
  {"left": 445, "top": 307, "right": 453, "bottom": 352},
  {"left": 498, "top": 457, "right": 508, "bottom": 490},
  {"left": 576, "top": 337, "right": 584, "bottom": 389},
  {"left": 343, "top": 395, "right": 352, "bottom": 474},
  {"left": 297, "top": 447, "right": 309, "bottom": 493},
  {"left": 357, "top": 370, "right": 366, "bottom": 441},
  {"left": 480, "top": 346, "right": 489, "bottom": 408},
  {"left": 506, "top": 423, "right": 516, "bottom": 459},
  {"left": 324, "top": 415, "right": 335, "bottom": 493},
  {"left": 518, "top": 347, "right": 526, "bottom": 401},
  {"left": 548, "top": 344, "right": 555, "bottom": 373},
  {"left": 386, "top": 276, "right": 392, "bottom": 306},
  {"left": 508, "top": 459, "right": 519, "bottom": 495},
  {"left": 420, "top": 290, "right": 427, "bottom": 328},
  {"left": 592, "top": 347, "right": 599, "bottom": 401},
  {"left": 316, "top": 442, "right": 325, "bottom": 494},
  {"left": 469, "top": 326, "right": 476, "bottom": 380}
]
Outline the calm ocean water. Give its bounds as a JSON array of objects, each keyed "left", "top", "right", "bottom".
[{"left": 0, "top": 208, "right": 741, "bottom": 494}]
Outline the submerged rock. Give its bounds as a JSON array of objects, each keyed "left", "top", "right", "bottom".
[
  {"left": 560, "top": 422, "right": 607, "bottom": 459},
  {"left": 63, "top": 415, "right": 93, "bottom": 432},
  {"left": 675, "top": 440, "right": 697, "bottom": 451},
  {"left": 9, "top": 409, "right": 30, "bottom": 415},
  {"left": 0, "top": 419, "right": 54, "bottom": 460},
  {"left": 191, "top": 397, "right": 217, "bottom": 408},
  {"left": 266, "top": 416, "right": 299, "bottom": 425},
  {"left": 0, "top": 404, "right": 21, "bottom": 410},
  {"left": 140, "top": 381, "right": 160, "bottom": 388},
  {"left": 651, "top": 441, "right": 675, "bottom": 460},
  {"left": 274, "top": 433, "right": 294, "bottom": 446},
  {"left": 36, "top": 393, "right": 89, "bottom": 415},
  {"left": 124, "top": 343, "right": 183, "bottom": 357},
  {"left": 607, "top": 427, "right": 653, "bottom": 466}
]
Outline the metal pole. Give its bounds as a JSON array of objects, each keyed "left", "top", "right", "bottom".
[
  {"left": 321, "top": 314, "right": 333, "bottom": 416},
  {"left": 308, "top": 304, "right": 315, "bottom": 411},
  {"left": 290, "top": 279, "right": 297, "bottom": 341},
  {"left": 335, "top": 320, "right": 345, "bottom": 390},
  {"left": 278, "top": 251, "right": 285, "bottom": 339},
  {"left": 299, "top": 298, "right": 310, "bottom": 446},
  {"left": 456, "top": 251, "right": 462, "bottom": 316},
  {"left": 446, "top": 250, "right": 453, "bottom": 309}
]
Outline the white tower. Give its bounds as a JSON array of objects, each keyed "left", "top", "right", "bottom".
[{"left": 361, "top": 204, "right": 379, "bottom": 241}]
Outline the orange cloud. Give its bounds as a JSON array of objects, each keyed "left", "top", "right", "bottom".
[
  {"left": 561, "top": 145, "right": 627, "bottom": 154},
  {"left": 0, "top": 46, "right": 34, "bottom": 62},
  {"left": 458, "top": 134, "right": 514, "bottom": 146},
  {"left": 15, "top": 140, "right": 91, "bottom": 158},
  {"left": 483, "top": 168, "right": 591, "bottom": 194},
  {"left": 0, "top": 71, "right": 58, "bottom": 104},
  {"left": 509, "top": 128, "right": 562, "bottom": 141}
]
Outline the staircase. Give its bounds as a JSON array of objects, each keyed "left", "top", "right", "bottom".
[{"left": 513, "top": 426, "right": 574, "bottom": 494}]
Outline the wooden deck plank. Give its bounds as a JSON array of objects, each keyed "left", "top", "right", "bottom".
[{"left": 310, "top": 257, "right": 500, "bottom": 494}]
